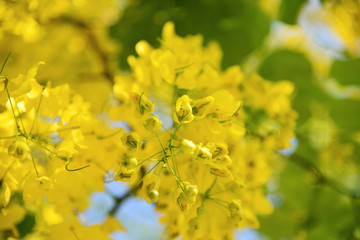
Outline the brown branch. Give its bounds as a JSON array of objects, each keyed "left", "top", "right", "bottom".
[
  {"left": 109, "top": 166, "right": 146, "bottom": 215},
  {"left": 51, "top": 16, "right": 115, "bottom": 85},
  {"left": 290, "top": 153, "right": 360, "bottom": 199}
]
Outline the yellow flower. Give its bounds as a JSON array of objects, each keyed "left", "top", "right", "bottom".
[
  {"left": 173, "top": 95, "right": 194, "bottom": 124},
  {"left": 177, "top": 183, "right": 198, "bottom": 213},
  {"left": 205, "top": 142, "right": 228, "bottom": 158},
  {"left": 191, "top": 96, "right": 214, "bottom": 119},
  {"left": 121, "top": 132, "right": 141, "bottom": 152},
  {"left": 140, "top": 173, "right": 159, "bottom": 204},
  {"left": 131, "top": 92, "right": 155, "bottom": 115},
  {"left": 0, "top": 203, "right": 26, "bottom": 230},
  {"left": 22, "top": 176, "right": 53, "bottom": 205},
  {"left": 229, "top": 200, "right": 244, "bottom": 224},
  {"left": 114, "top": 155, "right": 138, "bottom": 183},
  {"left": 180, "top": 139, "right": 196, "bottom": 155},
  {"left": 114, "top": 168, "right": 137, "bottom": 183},
  {"left": 212, "top": 155, "right": 232, "bottom": 166},
  {"left": 209, "top": 165, "right": 232, "bottom": 179},
  {"left": 148, "top": 189, "right": 159, "bottom": 203},
  {"left": 8, "top": 141, "right": 29, "bottom": 160},
  {"left": 144, "top": 115, "right": 162, "bottom": 133},
  {"left": 194, "top": 145, "right": 212, "bottom": 164}
]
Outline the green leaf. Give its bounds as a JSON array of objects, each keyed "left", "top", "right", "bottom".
[
  {"left": 110, "top": 0, "right": 270, "bottom": 69},
  {"left": 16, "top": 213, "right": 36, "bottom": 238},
  {"left": 258, "top": 50, "right": 331, "bottom": 125},
  {"left": 278, "top": 0, "right": 307, "bottom": 25},
  {"left": 330, "top": 58, "right": 360, "bottom": 86},
  {"left": 328, "top": 98, "right": 360, "bottom": 131}
]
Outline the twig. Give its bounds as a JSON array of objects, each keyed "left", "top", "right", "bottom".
[
  {"left": 52, "top": 17, "right": 115, "bottom": 85},
  {"left": 289, "top": 153, "right": 360, "bottom": 199},
  {"left": 109, "top": 166, "right": 146, "bottom": 215}
]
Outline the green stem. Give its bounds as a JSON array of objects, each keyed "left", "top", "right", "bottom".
[
  {"left": 29, "top": 87, "right": 45, "bottom": 135},
  {"left": 65, "top": 160, "right": 90, "bottom": 172},
  {"left": 156, "top": 133, "right": 167, "bottom": 155},
  {"left": 165, "top": 164, "right": 184, "bottom": 192},
  {"left": 0, "top": 51, "right": 11, "bottom": 74},
  {"left": 14, "top": 98, "right": 27, "bottom": 136},
  {"left": 5, "top": 86, "right": 21, "bottom": 134},
  {"left": 29, "top": 138, "right": 67, "bottom": 161},
  {"left": 205, "top": 176, "right": 217, "bottom": 197},
  {"left": 96, "top": 128, "right": 124, "bottom": 139},
  {"left": 133, "top": 160, "right": 162, "bottom": 189},
  {"left": 36, "top": 126, "right": 81, "bottom": 136},
  {"left": 0, "top": 134, "right": 18, "bottom": 139},
  {"left": 136, "top": 149, "right": 168, "bottom": 167},
  {"left": 154, "top": 162, "right": 165, "bottom": 190},
  {"left": 289, "top": 153, "right": 360, "bottom": 199},
  {"left": 26, "top": 138, "right": 40, "bottom": 178}
]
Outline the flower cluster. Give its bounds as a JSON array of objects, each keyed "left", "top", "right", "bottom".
[
  {"left": 0, "top": 0, "right": 123, "bottom": 112},
  {"left": 0, "top": 1, "right": 299, "bottom": 238},
  {"left": 0, "top": 61, "right": 130, "bottom": 239},
  {"left": 108, "top": 22, "right": 297, "bottom": 239}
]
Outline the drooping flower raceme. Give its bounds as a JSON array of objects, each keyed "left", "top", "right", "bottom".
[{"left": 108, "top": 22, "right": 297, "bottom": 239}]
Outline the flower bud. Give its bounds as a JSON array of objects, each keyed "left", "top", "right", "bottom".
[
  {"left": 180, "top": 139, "right": 196, "bottom": 155},
  {"left": 210, "top": 166, "right": 231, "bottom": 178},
  {"left": 114, "top": 169, "right": 136, "bottom": 183},
  {"left": 141, "top": 173, "right": 158, "bottom": 203},
  {"left": 205, "top": 142, "right": 228, "bottom": 158},
  {"left": 37, "top": 176, "right": 53, "bottom": 191},
  {"left": 197, "top": 206, "right": 205, "bottom": 216},
  {"left": 121, "top": 132, "right": 140, "bottom": 152},
  {"left": 132, "top": 92, "right": 155, "bottom": 115},
  {"left": 194, "top": 145, "right": 212, "bottom": 164},
  {"left": 230, "top": 212, "right": 243, "bottom": 223},
  {"left": 229, "top": 200, "right": 243, "bottom": 224},
  {"left": 144, "top": 115, "right": 162, "bottom": 133},
  {"left": 191, "top": 96, "right": 214, "bottom": 119},
  {"left": 177, "top": 193, "right": 190, "bottom": 212},
  {"left": 8, "top": 141, "right": 29, "bottom": 159},
  {"left": 212, "top": 155, "right": 232, "bottom": 166},
  {"left": 173, "top": 95, "right": 194, "bottom": 124},
  {"left": 177, "top": 183, "right": 198, "bottom": 213},
  {"left": 229, "top": 200, "right": 242, "bottom": 213},
  {"left": 184, "top": 184, "right": 198, "bottom": 198},
  {"left": 121, "top": 155, "right": 138, "bottom": 170},
  {"left": 135, "top": 40, "right": 152, "bottom": 57},
  {"left": 188, "top": 217, "right": 200, "bottom": 232},
  {"left": 148, "top": 189, "right": 159, "bottom": 203}
]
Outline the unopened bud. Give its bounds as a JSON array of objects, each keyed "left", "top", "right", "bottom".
[
  {"left": 194, "top": 145, "right": 212, "bottom": 164},
  {"left": 212, "top": 155, "right": 232, "bottom": 166},
  {"left": 210, "top": 166, "right": 231, "bottom": 177},
  {"left": 173, "top": 95, "right": 194, "bottom": 124},
  {"left": 229, "top": 200, "right": 242, "bottom": 213},
  {"left": 8, "top": 141, "right": 28, "bottom": 159},
  {"left": 121, "top": 132, "right": 140, "bottom": 152},
  {"left": 197, "top": 206, "right": 205, "bottom": 216},
  {"left": 191, "top": 96, "right": 214, "bottom": 119},
  {"left": 180, "top": 139, "right": 196, "bottom": 155},
  {"left": 144, "top": 115, "right": 162, "bottom": 133},
  {"left": 148, "top": 190, "right": 159, "bottom": 202},
  {"left": 206, "top": 142, "right": 228, "bottom": 158},
  {"left": 132, "top": 93, "right": 155, "bottom": 115},
  {"left": 121, "top": 155, "right": 138, "bottom": 169},
  {"left": 184, "top": 184, "right": 198, "bottom": 198}
]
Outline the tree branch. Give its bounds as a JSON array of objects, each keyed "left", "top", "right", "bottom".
[
  {"left": 52, "top": 16, "right": 115, "bottom": 85},
  {"left": 290, "top": 153, "right": 360, "bottom": 199},
  {"left": 109, "top": 166, "right": 146, "bottom": 215}
]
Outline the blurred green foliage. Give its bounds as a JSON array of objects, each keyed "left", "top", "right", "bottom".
[
  {"left": 278, "top": 0, "right": 307, "bottom": 24},
  {"left": 110, "top": 0, "right": 270, "bottom": 69}
]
